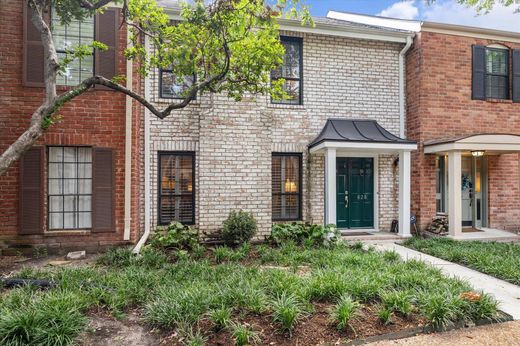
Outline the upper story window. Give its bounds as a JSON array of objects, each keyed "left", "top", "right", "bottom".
[
  {"left": 271, "top": 36, "right": 303, "bottom": 105},
  {"left": 472, "top": 44, "right": 520, "bottom": 102},
  {"left": 485, "top": 47, "right": 509, "bottom": 99},
  {"left": 51, "top": 10, "right": 95, "bottom": 86},
  {"left": 159, "top": 68, "right": 195, "bottom": 99}
]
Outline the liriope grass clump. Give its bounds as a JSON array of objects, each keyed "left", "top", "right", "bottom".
[{"left": 329, "top": 294, "right": 360, "bottom": 331}]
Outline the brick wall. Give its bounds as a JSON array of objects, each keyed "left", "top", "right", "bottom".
[
  {"left": 0, "top": 0, "right": 143, "bottom": 253},
  {"left": 406, "top": 30, "right": 520, "bottom": 231},
  {"left": 148, "top": 31, "right": 405, "bottom": 236}
]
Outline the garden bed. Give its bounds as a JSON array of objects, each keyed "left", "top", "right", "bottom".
[
  {"left": 0, "top": 240, "right": 506, "bottom": 346},
  {"left": 403, "top": 237, "right": 520, "bottom": 285}
]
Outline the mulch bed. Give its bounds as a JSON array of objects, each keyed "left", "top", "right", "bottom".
[{"left": 162, "top": 303, "right": 426, "bottom": 346}]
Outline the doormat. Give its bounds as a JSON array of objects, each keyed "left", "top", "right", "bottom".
[
  {"left": 342, "top": 232, "right": 374, "bottom": 236},
  {"left": 462, "top": 228, "right": 484, "bottom": 233}
]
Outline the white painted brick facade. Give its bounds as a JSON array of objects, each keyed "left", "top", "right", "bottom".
[{"left": 148, "top": 31, "right": 404, "bottom": 237}]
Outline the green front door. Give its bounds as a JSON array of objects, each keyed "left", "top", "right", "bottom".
[{"left": 336, "top": 158, "right": 374, "bottom": 229}]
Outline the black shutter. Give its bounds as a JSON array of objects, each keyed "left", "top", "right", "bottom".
[
  {"left": 23, "top": 4, "right": 49, "bottom": 87},
  {"left": 19, "top": 147, "right": 44, "bottom": 234},
  {"left": 92, "top": 148, "right": 115, "bottom": 232},
  {"left": 472, "top": 45, "right": 486, "bottom": 100},
  {"left": 94, "top": 8, "right": 119, "bottom": 82},
  {"left": 513, "top": 50, "right": 520, "bottom": 103}
]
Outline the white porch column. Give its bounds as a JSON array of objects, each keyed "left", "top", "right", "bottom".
[
  {"left": 398, "top": 150, "right": 411, "bottom": 237},
  {"left": 448, "top": 151, "right": 462, "bottom": 237},
  {"left": 325, "top": 148, "right": 336, "bottom": 225}
]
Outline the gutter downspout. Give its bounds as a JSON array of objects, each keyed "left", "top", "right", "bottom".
[
  {"left": 124, "top": 25, "right": 133, "bottom": 241},
  {"left": 399, "top": 35, "right": 413, "bottom": 138},
  {"left": 133, "top": 35, "right": 151, "bottom": 254}
]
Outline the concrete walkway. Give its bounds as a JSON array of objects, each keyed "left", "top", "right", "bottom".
[{"left": 372, "top": 242, "right": 520, "bottom": 320}]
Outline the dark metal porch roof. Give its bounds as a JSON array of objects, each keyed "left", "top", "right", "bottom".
[{"left": 308, "top": 119, "right": 416, "bottom": 149}]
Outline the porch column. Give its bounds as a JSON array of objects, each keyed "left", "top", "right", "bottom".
[
  {"left": 325, "top": 148, "right": 336, "bottom": 225},
  {"left": 448, "top": 151, "right": 462, "bottom": 237},
  {"left": 398, "top": 150, "right": 411, "bottom": 237}
]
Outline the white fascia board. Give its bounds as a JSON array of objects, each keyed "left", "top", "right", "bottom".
[
  {"left": 424, "top": 142, "right": 520, "bottom": 154},
  {"left": 310, "top": 141, "right": 417, "bottom": 154},
  {"left": 279, "top": 20, "right": 410, "bottom": 43}
]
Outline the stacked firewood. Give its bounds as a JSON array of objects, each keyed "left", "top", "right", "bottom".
[{"left": 427, "top": 215, "right": 448, "bottom": 234}]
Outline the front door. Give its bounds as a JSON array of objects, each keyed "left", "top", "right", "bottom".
[{"left": 336, "top": 158, "right": 374, "bottom": 229}]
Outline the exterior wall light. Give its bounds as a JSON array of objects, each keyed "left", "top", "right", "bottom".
[{"left": 471, "top": 150, "right": 485, "bottom": 157}]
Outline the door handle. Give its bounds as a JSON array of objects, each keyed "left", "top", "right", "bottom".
[{"left": 345, "top": 192, "right": 348, "bottom": 208}]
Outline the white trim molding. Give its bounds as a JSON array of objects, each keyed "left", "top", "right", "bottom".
[
  {"left": 310, "top": 141, "right": 417, "bottom": 154},
  {"left": 424, "top": 134, "right": 520, "bottom": 154}
]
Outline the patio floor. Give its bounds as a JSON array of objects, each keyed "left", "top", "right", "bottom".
[{"left": 449, "top": 228, "right": 520, "bottom": 242}]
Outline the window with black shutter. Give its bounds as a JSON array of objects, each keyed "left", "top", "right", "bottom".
[
  {"left": 272, "top": 153, "right": 302, "bottom": 221},
  {"left": 485, "top": 48, "right": 509, "bottom": 99},
  {"left": 158, "top": 152, "right": 195, "bottom": 225},
  {"left": 473, "top": 45, "right": 510, "bottom": 100},
  {"left": 51, "top": 9, "right": 95, "bottom": 86},
  {"left": 271, "top": 36, "right": 303, "bottom": 105},
  {"left": 48, "top": 147, "right": 93, "bottom": 230}
]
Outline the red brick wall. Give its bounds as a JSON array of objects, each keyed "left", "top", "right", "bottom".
[
  {"left": 406, "top": 30, "right": 520, "bottom": 231},
  {"left": 0, "top": 0, "right": 143, "bottom": 253}
]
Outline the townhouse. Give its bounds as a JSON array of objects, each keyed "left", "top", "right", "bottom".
[
  {"left": 143, "top": 5, "right": 417, "bottom": 241},
  {"left": 406, "top": 22, "right": 520, "bottom": 236},
  {"left": 0, "top": 1, "right": 143, "bottom": 253}
]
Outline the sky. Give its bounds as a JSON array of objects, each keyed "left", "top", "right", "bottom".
[{"left": 304, "top": 0, "right": 520, "bottom": 32}]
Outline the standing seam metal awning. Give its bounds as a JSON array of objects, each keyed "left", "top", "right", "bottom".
[{"left": 308, "top": 119, "right": 417, "bottom": 153}]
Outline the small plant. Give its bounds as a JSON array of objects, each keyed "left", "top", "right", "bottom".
[
  {"left": 213, "top": 246, "right": 233, "bottom": 263},
  {"left": 222, "top": 210, "right": 257, "bottom": 246},
  {"left": 230, "top": 322, "right": 260, "bottom": 346},
  {"left": 377, "top": 306, "right": 393, "bottom": 325},
  {"left": 97, "top": 247, "right": 134, "bottom": 267},
  {"left": 381, "top": 291, "right": 413, "bottom": 317},
  {"left": 383, "top": 250, "right": 400, "bottom": 262},
  {"left": 271, "top": 293, "right": 304, "bottom": 335},
  {"left": 32, "top": 246, "right": 48, "bottom": 259},
  {"left": 209, "top": 307, "right": 232, "bottom": 330},
  {"left": 139, "top": 247, "right": 168, "bottom": 268},
  {"left": 329, "top": 294, "right": 360, "bottom": 331},
  {"left": 419, "top": 293, "right": 461, "bottom": 330},
  {"left": 149, "top": 222, "right": 199, "bottom": 251}
]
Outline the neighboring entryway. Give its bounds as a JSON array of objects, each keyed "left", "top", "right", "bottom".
[{"left": 336, "top": 157, "right": 374, "bottom": 229}]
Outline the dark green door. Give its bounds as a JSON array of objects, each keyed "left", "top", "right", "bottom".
[{"left": 336, "top": 158, "right": 374, "bottom": 229}]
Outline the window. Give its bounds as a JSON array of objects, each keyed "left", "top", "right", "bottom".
[
  {"left": 48, "top": 147, "right": 92, "bottom": 230},
  {"left": 159, "top": 69, "right": 195, "bottom": 99},
  {"left": 51, "top": 10, "right": 95, "bottom": 86},
  {"left": 271, "top": 36, "right": 303, "bottom": 105},
  {"left": 435, "top": 156, "right": 447, "bottom": 214},
  {"left": 485, "top": 48, "right": 509, "bottom": 99},
  {"left": 158, "top": 152, "right": 195, "bottom": 224},
  {"left": 272, "top": 154, "right": 302, "bottom": 221}
]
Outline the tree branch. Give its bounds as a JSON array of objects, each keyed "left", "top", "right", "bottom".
[{"left": 79, "top": 0, "right": 113, "bottom": 10}]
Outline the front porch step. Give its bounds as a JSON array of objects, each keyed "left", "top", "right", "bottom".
[{"left": 341, "top": 232, "right": 403, "bottom": 242}]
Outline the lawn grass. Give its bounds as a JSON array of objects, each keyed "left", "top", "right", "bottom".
[
  {"left": 403, "top": 237, "right": 520, "bottom": 286},
  {"left": 0, "top": 243, "right": 500, "bottom": 345}
]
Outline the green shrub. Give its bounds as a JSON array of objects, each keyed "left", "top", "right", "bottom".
[
  {"left": 329, "top": 294, "right": 360, "bottom": 331},
  {"left": 230, "top": 322, "right": 260, "bottom": 346},
  {"left": 222, "top": 210, "right": 257, "bottom": 246},
  {"left": 149, "top": 222, "right": 199, "bottom": 251},
  {"left": 270, "top": 222, "right": 341, "bottom": 247},
  {"left": 271, "top": 293, "right": 304, "bottom": 335}
]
